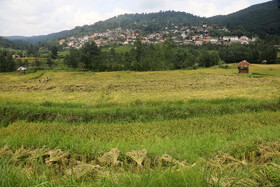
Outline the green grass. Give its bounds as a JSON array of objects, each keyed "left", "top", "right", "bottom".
[
  {"left": 0, "top": 97, "right": 279, "bottom": 126},
  {"left": 0, "top": 65, "right": 280, "bottom": 186},
  {"left": 102, "top": 45, "right": 133, "bottom": 53}
]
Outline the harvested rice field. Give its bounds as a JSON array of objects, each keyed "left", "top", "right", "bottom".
[{"left": 1, "top": 64, "right": 280, "bottom": 186}]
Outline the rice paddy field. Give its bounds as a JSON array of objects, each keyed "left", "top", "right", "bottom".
[{"left": 1, "top": 64, "right": 280, "bottom": 186}]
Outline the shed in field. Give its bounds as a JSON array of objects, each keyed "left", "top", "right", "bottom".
[
  {"left": 237, "top": 60, "right": 251, "bottom": 73},
  {"left": 17, "top": 67, "right": 27, "bottom": 74},
  {"left": 261, "top": 60, "right": 267, "bottom": 64}
]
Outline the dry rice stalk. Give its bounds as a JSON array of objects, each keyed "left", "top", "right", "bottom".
[
  {"left": 44, "top": 149, "right": 69, "bottom": 166},
  {"left": 98, "top": 148, "right": 120, "bottom": 166},
  {"left": 66, "top": 161, "right": 102, "bottom": 179},
  {"left": 126, "top": 149, "right": 147, "bottom": 167},
  {"left": 0, "top": 145, "right": 12, "bottom": 157}
]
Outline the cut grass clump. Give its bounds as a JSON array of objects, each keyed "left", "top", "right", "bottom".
[{"left": 1, "top": 139, "right": 280, "bottom": 186}]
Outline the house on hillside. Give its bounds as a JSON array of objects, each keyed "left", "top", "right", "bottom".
[
  {"left": 210, "top": 38, "right": 218, "bottom": 44},
  {"left": 240, "top": 36, "right": 249, "bottom": 45},
  {"left": 195, "top": 40, "right": 203, "bottom": 46},
  {"left": 223, "top": 36, "right": 239, "bottom": 43},
  {"left": 59, "top": 39, "right": 65, "bottom": 45}
]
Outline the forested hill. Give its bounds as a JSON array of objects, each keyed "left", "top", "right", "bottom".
[
  {"left": 0, "top": 37, "right": 28, "bottom": 50},
  {"left": 60, "top": 11, "right": 204, "bottom": 37},
  {"left": 209, "top": 0, "right": 280, "bottom": 37},
  {"left": 3, "top": 11, "right": 203, "bottom": 44},
  {"left": 2, "top": 0, "right": 280, "bottom": 44},
  {"left": 3, "top": 30, "right": 69, "bottom": 44}
]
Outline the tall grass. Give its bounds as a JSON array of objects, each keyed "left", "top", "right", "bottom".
[{"left": 0, "top": 98, "right": 279, "bottom": 126}]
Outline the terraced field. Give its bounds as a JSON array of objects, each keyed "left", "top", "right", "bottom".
[{"left": 1, "top": 64, "right": 280, "bottom": 186}]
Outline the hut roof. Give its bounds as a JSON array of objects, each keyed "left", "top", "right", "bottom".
[
  {"left": 17, "top": 67, "right": 27, "bottom": 71},
  {"left": 238, "top": 60, "right": 251, "bottom": 67}
]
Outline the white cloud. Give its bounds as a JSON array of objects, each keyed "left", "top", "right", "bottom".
[
  {"left": 105, "top": 8, "right": 133, "bottom": 19},
  {"left": 167, "top": 0, "right": 250, "bottom": 17},
  {"left": 223, "top": 0, "right": 250, "bottom": 15}
]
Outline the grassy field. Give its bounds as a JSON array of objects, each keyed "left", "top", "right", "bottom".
[
  {"left": 0, "top": 64, "right": 280, "bottom": 186},
  {"left": 102, "top": 45, "right": 133, "bottom": 53}
]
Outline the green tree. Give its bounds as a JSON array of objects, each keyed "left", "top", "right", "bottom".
[
  {"left": 259, "top": 44, "right": 277, "bottom": 64},
  {"left": 162, "top": 39, "right": 175, "bottom": 67},
  {"left": 80, "top": 41, "right": 102, "bottom": 70},
  {"left": 64, "top": 49, "right": 80, "bottom": 68},
  {"left": 172, "top": 48, "right": 187, "bottom": 69},
  {"left": 34, "top": 58, "right": 41, "bottom": 70},
  {"left": 185, "top": 50, "right": 198, "bottom": 67},
  {"left": 0, "top": 51, "right": 16, "bottom": 72},
  {"left": 23, "top": 59, "right": 29, "bottom": 67},
  {"left": 46, "top": 58, "right": 55, "bottom": 69},
  {"left": 50, "top": 46, "right": 58, "bottom": 59},
  {"left": 199, "top": 51, "right": 219, "bottom": 67}
]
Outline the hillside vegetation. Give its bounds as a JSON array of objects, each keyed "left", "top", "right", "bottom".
[
  {"left": 209, "top": 0, "right": 280, "bottom": 37},
  {"left": 1, "top": 65, "right": 280, "bottom": 185},
  {"left": 3, "top": 1, "right": 280, "bottom": 44}
]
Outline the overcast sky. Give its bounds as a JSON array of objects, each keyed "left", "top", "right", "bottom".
[{"left": 0, "top": 0, "right": 270, "bottom": 36}]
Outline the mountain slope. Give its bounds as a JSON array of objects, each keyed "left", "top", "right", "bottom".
[
  {"left": 0, "top": 37, "right": 28, "bottom": 49},
  {"left": 58, "top": 11, "right": 205, "bottom": 38},
  {"left": 3, "top": 30, "right": 70, "bottom": 44},
  {"left": 2, "top": 1, "right": 280, "bottom": 44},
  {"left": 209, "top": 0, "right": 280, "bottom": 36},
  {"left": 3, "top": 11, "right": 204, "bottom": 44}
]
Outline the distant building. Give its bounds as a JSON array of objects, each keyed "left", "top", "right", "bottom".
[
  {"left": 240, "top": 36, "right": 249, "bottom": 44},
  {"left": 210, "top": 38, "right": 218, "bottom": 44},
  {"left": 204, "top": 36, "right": 210, "bottom": 43},
  {"left": 195, "top": 40, "right": 203, "bottom": 46},
  {"left": 223, "top": 36, "right": 239, "bottom": 42},
  {"left": 59, "top": 39, "right": 65, "bottom": 45},
  {"left": 181, "top": 31, "right": 186, "bottom": 39},
  {"left": 67, "top": 41, "right": 74, "bottom": 47}
]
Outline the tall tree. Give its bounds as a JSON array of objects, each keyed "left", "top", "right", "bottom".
[
  {"left": 0, "top": 51, "right": 16, "bottom": 72},
  {"left": 50, "top": 46, "right": 58, "bottom": 59},
  {"left": 47, "top": 58, "right": 55, "bottom": 69},
  {"left": 80, "top": 41, "right": 102, "bottom": 70}
]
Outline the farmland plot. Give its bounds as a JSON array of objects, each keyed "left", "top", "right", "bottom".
[{"left": 0, "top": 65, "right": 280, "bottom": 186}]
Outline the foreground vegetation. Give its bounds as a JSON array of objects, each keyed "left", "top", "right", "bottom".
[{"left": 0, "top": 65, "right": 280, "bottom": 186}]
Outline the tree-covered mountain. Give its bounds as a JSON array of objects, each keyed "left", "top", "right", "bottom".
[
  {"left": 0, "top": 37, "right": 29, "bottom": 49},
  {"left": 3, "top": 30, "right": 70, "bottom": 44},
  {"left": 60, "top": 11, "right": 205, "bottom": 38},
  {"left": 2, "top": 11, "right": 204, "bottom": 44},
  {"left": 62, "top": 1, "right": 280, "bottom": 39},
  {"left": 209, "top": 0, "right": 280, "bottom": 37},
  {"left": 2, "top": 0, "right": 280, "bottom": 44}
]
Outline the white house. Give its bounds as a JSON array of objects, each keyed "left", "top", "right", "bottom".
[
  {"left": 59, "top": 39, "right": 65, "bottom": 45},
  {"left": 223, "top": 36, "right": 239, "bottom": 42},
  {"left": 240, "top": 36, "right": 249, "bottom": 44},
  {"left": 210, "top": 38, "right": 218, "bottom": 44},
  {"left": 83, "top": 35, "right": 89, "bottom": 41}
]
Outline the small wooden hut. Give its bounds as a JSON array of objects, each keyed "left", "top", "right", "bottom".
[
  {"left": 17, "top": 67, "right": 27, "bottom": 74},
  {"left": 237, "top": 60, "right": 250, "bottom": 73},
  {"left": 261, "top": 60, "right": 267, "bottom": 64}
]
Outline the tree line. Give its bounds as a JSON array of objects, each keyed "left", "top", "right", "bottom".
[
  {"left": 1, "top": 37, "right": 278, "bottom": 72},
  {"left": 0, "top": 51, "right": 16, "bottom": 72},
  {"left": 64, "top": 38, "right": 278, "bottom": 72}
]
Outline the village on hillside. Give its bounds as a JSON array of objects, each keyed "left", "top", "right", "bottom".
[{"left": 58, "top": 24, "right": 256, "bottom": 49}]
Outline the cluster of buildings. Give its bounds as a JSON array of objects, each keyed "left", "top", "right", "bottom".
[{"left": 58, "top": 24, "right": 255, "bottom": 49}]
